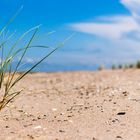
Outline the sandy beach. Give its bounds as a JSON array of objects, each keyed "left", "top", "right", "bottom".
[{"left": 0, "top": 69, "right": 140, "bottom": 140}]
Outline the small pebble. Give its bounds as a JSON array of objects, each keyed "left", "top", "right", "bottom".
[
  {"left": 52, "top": 108, "right": 57, "bottom": 111},
  {"left": 59, "top": 130, "right": 65, "bottom": 133},
  {"left": 34, "top": 125, "right": 42, "bottom": 129},
  {"left": 116, "top": 136, "right": 122, "bottom": 139},
  {"left": 117, "top": 112, "right": 126, "bottom": 115}
]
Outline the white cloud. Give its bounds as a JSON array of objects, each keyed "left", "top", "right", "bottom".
[
  {"left": 70, "top": 16, "right": 140, "bottom": 39},
  {"left": 24, "top": 57, "right": 35, "bottom": 63},
  {"left": 121, "top": 0, "right": 140, "bottom": 19},
  {"left": 69, "top": 0, "right": 140, "bottom": 41}
]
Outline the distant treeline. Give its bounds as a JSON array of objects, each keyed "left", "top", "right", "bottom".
[
  {"left": 111, "top": 60, "right": 140, "bottom": 70},
  {"left": 98, "top": 60, "right": 140, "bottom": 71}
]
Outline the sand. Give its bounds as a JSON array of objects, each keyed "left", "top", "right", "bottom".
[{"left": 0, "top": 69, "right": 140, "bottom": 140}]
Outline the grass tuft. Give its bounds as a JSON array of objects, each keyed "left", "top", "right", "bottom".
[{"left": 0, "top": 8, "right": 73, "bottom": 111}]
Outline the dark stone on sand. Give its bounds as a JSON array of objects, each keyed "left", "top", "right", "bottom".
[{"left": 117, "top": 112, "right": 126, "bottom": 115}]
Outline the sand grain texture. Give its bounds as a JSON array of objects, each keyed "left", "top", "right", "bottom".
[{"left": 0, "top": 70, "right": 140, "bottom": 140}]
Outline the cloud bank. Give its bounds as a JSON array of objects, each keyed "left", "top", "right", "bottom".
[{"left": 69, "top": 0, "right": 140, "bottom": 41}]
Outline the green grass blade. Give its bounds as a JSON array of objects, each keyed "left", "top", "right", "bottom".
[
  {"left": 0, "top": 31, "right": 16, "bottom": 50},
  {"left": 7, "top": 27, "right": 40, "bottom": 89},
  {"left": 0, "top": 6, "right": 23, "bottom": 37},
  {"left": 10, "top": 47, "right": 59, "bottom": 88},
  {"left": 13, "top": 27, "right": 39, "bottom": 72},
  {"left": 12, "top": 45, "right": 54, "bottom": 58},
  {"left": 9, "top": 34, "right": 74, "bottom": 89},
  {"left": 6, "top": 25, "right": 41, "bottom": 59},
  {"left": 0, "top": 90, "right": 22, "bottom": 110}
]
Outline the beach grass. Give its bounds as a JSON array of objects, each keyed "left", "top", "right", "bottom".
[{"left": 0, "top": 7, "right": 72, "bottom": 111}]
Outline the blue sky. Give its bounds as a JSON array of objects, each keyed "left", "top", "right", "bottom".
[{"left": 0, "top": 0, "right": 140, "bottom": 70}]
